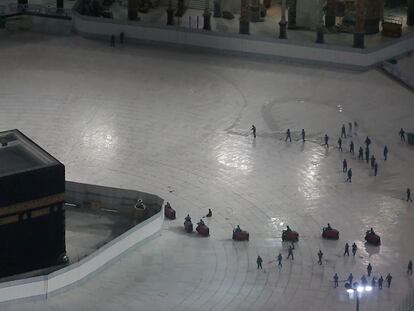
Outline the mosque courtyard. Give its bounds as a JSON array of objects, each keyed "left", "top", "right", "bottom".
[{"left": 0, "top": 33, "right": 413, "bottom": 311}]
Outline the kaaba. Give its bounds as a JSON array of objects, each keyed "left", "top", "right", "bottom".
[{"left": 0, "top": 129, "right": 66, "bottom": 278}]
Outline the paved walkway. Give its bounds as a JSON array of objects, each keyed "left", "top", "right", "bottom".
[{"left": 0, "top": 33, "right": 413, "bottom": 311}]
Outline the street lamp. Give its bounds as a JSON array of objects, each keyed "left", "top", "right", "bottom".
[{"left": 345, "top": 282, "right": 372, "bottom": 311}]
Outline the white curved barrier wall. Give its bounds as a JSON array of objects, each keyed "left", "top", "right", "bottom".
[
  {"left": 72, "top": 10, "right": 414, "bottom": 70},
  {"left": 0, "top": 195, "right": 163, "bottom": 304}
]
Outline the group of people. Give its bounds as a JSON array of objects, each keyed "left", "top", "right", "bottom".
[
  {"left": 184, "top": 208, "right": 212, "bottom": 227},
  {"left": 251, "top": 123, "right": 411, "bottom": 194},
  {"left": 109, "top": 32, "right": 124, "bottom": 47},
  {"left": 249, "top": 123, "right": 412, "bottom": 289},
  {"left": 343, "top": 242, "right": 358, "bottom": 256},
  {"left": 255, "top": 247, "right": 293, "bottom": 270},
  {"left": 333, "top": 260, "right": 413, "bottom": 289},
  {"left": 336, "top": 241, "right": 412, "bottom": 289},
  {"left": 334, "top": 272, "right": 393, "bottom": 289},
  {"left": 337, "top": 126, "right": 412, "bottom": 199},
  {"left": 258, "top": 226, "right": 412, "bottom": 289},
  {"left": 256, "top": 240, "right": 413, "bottom": 291},
  {"left": 338, "top": 124, "right": 383, "bottom": 181}
]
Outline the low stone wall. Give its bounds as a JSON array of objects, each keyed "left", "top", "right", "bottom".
[
  {"left": 381, "top": 60, "right": 414, "bottom": 91},
  {"left": 4, "top": 14, "right": 72, "bottom": 34},
  {"left": 66, "top": 180, "right": 162, "bottom": 210},
  {"left": 72, "top": 8, "right": 414, "bottom": 70},
  {"left": 0, "top": 181, "right": 164, "bottom": 304}
]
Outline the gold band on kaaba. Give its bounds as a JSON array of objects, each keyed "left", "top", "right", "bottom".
[{"left": 0, "top": 193, "right": 65, "bottom": 218}]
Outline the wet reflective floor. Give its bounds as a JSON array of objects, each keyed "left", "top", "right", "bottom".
[{"left": 1, "top": 33, "right": 414, "bottom": 311}]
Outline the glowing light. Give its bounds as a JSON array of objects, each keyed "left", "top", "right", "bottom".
[
  {"left": 346, "top": 289, "right": 354, "bottom": 294},
  {"left": 299, "top": 150, "right": 324, "bottom": 201},
  {"left": 215, "top": 139, "right": 252, "bottom": 173},
  {"left": 365, "top": 286, "right": 373, "bottom": 292},
  {"left": 268, "top": 218, "right": 285, "bottom": 232},
  {"left": 357, "top": 286, "right": 364, "bottom": 293}
]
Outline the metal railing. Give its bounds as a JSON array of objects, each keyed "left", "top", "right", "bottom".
[{"left": 1, "top": 2, "right": 72, "bottom": 18}]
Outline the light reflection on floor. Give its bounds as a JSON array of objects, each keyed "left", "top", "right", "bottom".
[{"left": 0, "top": 34, "right": 413, "bottom": 311}]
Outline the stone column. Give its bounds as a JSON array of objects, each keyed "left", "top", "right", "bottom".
[
  {"left": 203, "top": 7, "right": 212, "bottom": 30},
  {"left": 379, "top": 0, "right": 384, "bottom": 21},
  {"left": 408, "top": 0, "right": 414, "bottom": 25},
  {"left": 279, "top": 0, "right": 287, "bottom": 38},
  {"left": 0, "top": 16, "right": 5, "bottom": 29},
  {"left": 239, "top": 0, "right": 250, "bottom": 34},
  {"left": 56, "top": 0, "right": 63, "bottom": 9},
  {"left": 250, "top": 0, "right": 260, "bottom": 22},
  {"left": 17, "top": 0, "right": 28, "bottom": 10},
  {"left": 213, "top": 0, "right": 221, "bottom": 17},
  {"left": 166, "top": 1, "right": 174, "bottom": 25},
  {"left": 364, "top": 0, "right": 380, "bottom": 34},
  {"left": 353, "top": 0, "right": 365, "bottom": 48},
  {"left": 128, "top": 0, "right": 139, "bottom": 20},
  {"left": 325, "top": 0, "right": 336, "bottom": 28},
  {"left": 287, "top": 0, "right": 297, "bottom": 29},
  {"left": 176, "top": 0, "right": 184, "bottom": 16},
  {"left": 316, "top": 7, "right": 324, "bottom": 43}
]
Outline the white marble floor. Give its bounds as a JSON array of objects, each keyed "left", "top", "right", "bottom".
[{"left": 0, "top": 33, "right": 414, "bottom": 311}]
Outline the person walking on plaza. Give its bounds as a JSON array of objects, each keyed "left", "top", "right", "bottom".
[
  {"left": 408, "top": 260, "right": 413, "bottom": 275},
  {"left": 400, "top": 128, "right": 406, "bottom": 142},
  {"left": 378, "top": 276, "right": 384, "bottom": 289},
  {"left": 347, "top": 273, "right": 353, "bottom": 286},
  {"left": 287, "top": 245, "right": 294, "bottom": 260},
  {"left": 344, "top": 243, "right": 350, "bottom": 256},
  {"left": 343, "top": 159, "right": 348, "bottom": 173},
  {"left": 386, "top": 273, "right": 392, "bottom": 288},
  {"left": 350, "top": 140, "right": 354, "bottom": 155},
  {"left": 251, "top": 125, "right": 256, "bottom": 138},
  {"left": 333, "top": 273, "right": 339, "bottom": 288},
  {"left": 374, "top": 162, "right": 378, "bottom": 176},
  {"left": 407, "top": 188, "right": 413, "bottom": 202},
  {"left": 257, "top": 255, "right": 263, "bottom": 269},
  {"left": 358, "top": 147, "right": 364, "bottom": 160},
  {"left": 338, "top": 138, "right": 343, "bottom": 151},
  {"left": 361, "top": 275, "right": 368, "bottom": 286},
  {"left": 119, "top": 32, "right": 124, "bottom": 44},
  {"left": 285, "top": 129, "right": 291, "bottom": 142},
  {"left": 384, "top": 145, "right": 388, "bottom": 161},
  {"left": 365, "top": 147, "right": 370, "bottom": 164},
  {"left": 324, "top": 134, "right": 329, "bottom": 148},
  {"left": 277, "top": 253, "right": 283, "bottom": 267},
  {"left": 317, "top": 250, "right": 323, "bottom": 265},
  {"left": 365, "top": 136, "right": 371, "bottom": 148},
  {"left": 370, "top": 155, "right": 376, "bottom": 169},
  {"left": 341, "top": 124, "right": 347, "bottom": 138},
  {"left": 371, "top": 277, "right": 376, "bottom": 288},
  {"left": 367, "top": 263, "right": 372, "bottom": 277},
  {"left": 352, "top": 243, "right": 357, "bottom": 256},
  {"left": 301, "top": 129, "right": 306, "bottom": 142},
  {"left": 354, "top": 121, "right": 358, "bottom": 136},
  {"left": 347, "top": 168, "right": 352, "bottom": 183},
  {"left": 348, "top": 122, "right": 353, "bottom": 137},
  {"left": 110, "top": 34, "right": 115, "bottom": 47}
]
